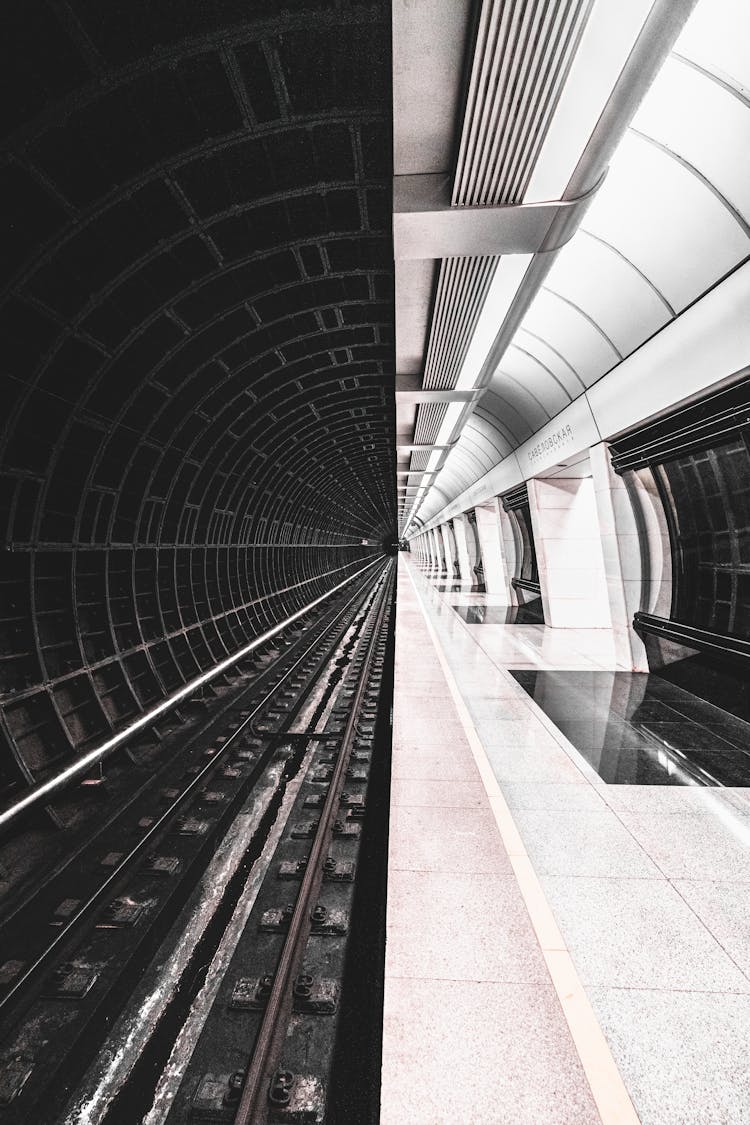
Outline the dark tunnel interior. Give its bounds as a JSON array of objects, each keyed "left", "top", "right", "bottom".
[{"left": 0, "top": 2, "right": 396, "bottom": 797}]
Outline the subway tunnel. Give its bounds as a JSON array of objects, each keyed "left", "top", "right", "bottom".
[
  {"left": 2, "top": 1, "right": 750, "bottom": 1123},
  {"left": 0, "top": 2, "right": 396, "bottom": 793}
]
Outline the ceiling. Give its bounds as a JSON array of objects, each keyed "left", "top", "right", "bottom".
[{"left": 396, "top": 0, "right": 750, "bottom": 534}]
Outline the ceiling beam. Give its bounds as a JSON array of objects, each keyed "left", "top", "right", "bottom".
[
  {"left": 393, "top": 172, "right": 602, "bottom": 260},
  {"left": 396, "top": 442, "right": 456, "bottom": 453},
  {"left": 396, "top": 389, "right": 484, "bottom": 404}
]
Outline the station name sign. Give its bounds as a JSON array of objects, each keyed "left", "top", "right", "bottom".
[{"left": 527, "top": 423, "right": 574, "bottom": 465}]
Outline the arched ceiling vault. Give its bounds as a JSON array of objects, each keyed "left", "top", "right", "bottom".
[
  {"left": 0, "top": 2, "right": 395, "bottom": 788},
  {"left": 397, "top": 0, "right": 750, "bottom": 534}
]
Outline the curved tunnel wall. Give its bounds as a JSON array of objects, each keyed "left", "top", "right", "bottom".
[{"left": 0, "top": 3, "right": 395, "bottom": 792}]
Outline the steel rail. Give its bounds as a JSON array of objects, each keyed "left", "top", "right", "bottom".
[
  {"left": 0, "top": 565, "right": 386, "bottom": 1022},
  {"left": 0, "top": 556, "right": 386, "bottom": 832},
  {"left": 233, "top": 561, "right": 393, "bottom": 1125},
  {"left": 0, "top": 575, "right": 372, "bottom": 937}
]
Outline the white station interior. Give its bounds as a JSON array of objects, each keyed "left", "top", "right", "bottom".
[{"left": 395, "top": 0, "right": 749, "bottom": 670}]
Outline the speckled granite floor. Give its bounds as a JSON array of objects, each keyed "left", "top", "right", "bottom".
[{"left": 382, "top": 556, "right": 750, "bottom": 1125}]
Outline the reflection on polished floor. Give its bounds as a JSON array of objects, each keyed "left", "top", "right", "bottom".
[
  {"left": 399, "top": 556, "right": 750, "bottom": 1124},
  {"left": 454, "top": 600, "right": 545, "bottom": 625},
  {"left": 512, "top": 670, "right": 750, "bottom": 786}
]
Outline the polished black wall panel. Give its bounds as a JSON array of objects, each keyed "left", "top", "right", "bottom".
[
  {"left": 512, "top": 500, "right": 539, "bottom": 587},
  {"left": 658, "top": 438, "right": 750, "bottom": 641}
]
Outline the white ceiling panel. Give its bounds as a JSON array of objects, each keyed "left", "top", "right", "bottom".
[
  {"left": 470, "top": 411, "right": 513, "bottom": 458},
  {"left": 514, "top": 329, "right": 587, "bottom": 399},
  {"left": 492, "top": 345, "right": 572, "bottom": 417},
  {"left": 437, "top": 449, "right": 479, "bottom": 495},
  {"left": 675, "top": 0, "right": 750, "bottom": 90},
  {"left": 486, "top": 369, "right": 553, "bottom": 433},
  {"left": 478, "top": 391, "right": 533, "bottom": 445},
  {"left": 520, "top": 286, "right": 620, "bottom": 386},
  {"left": 632, "top": 58, "right": 750, "bottom": 224},
  {"left": 583, "top": 132, "right": 750, "bottom": 311},
  {"left": 544, "top": 230, "right": 672, "bottom": 355},
  {"left": 459, "top": 429, "right": 500, "bottom": 473},
  {"left": 474, "top": 397, "right": 523, "bottom": 450}
]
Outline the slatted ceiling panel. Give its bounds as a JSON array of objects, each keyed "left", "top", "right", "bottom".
[
  {"left": 413, "top": 401, "right": 446, "bottom": 446},
  {"left": 408, "top": 0, "right": 593, "bottom": 448},
  {"left": 405, "top": 437, "right": 437, "bottom": 512},
  {"left": 422, "top": 255, "right": 497, "bottom": 392},
  {"left": 408, "top": 449, "right": 432, "bottom": 472},
  {"left": 407, "top": 450, "right": 431, "bottom": 486},
  {"left": 402, "top": 0, "right": 595, "bottom": 531},
  {"left": 453, "top": 0, "right": 593, "bottom": 206}
]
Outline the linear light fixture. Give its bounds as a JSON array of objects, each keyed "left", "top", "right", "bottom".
[{"left": 0, "top": 556, "right": 386, "bottom": 830}]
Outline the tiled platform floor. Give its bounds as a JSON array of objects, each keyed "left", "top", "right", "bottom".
[
  {"left": 382, "top": 556, "right": 750, "bottom": 1125},
  {"left": 382, "top": 561, "right": 620, "bottom": 1125}
]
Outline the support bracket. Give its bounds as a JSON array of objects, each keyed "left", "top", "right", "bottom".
[
  {"left": 393, "top": 172, "right": 604, "bottom": 260},
  {"left": 396, "top": 388, "right": 484, "bottom": 405},
  {"left": 396, "top": 442, "right": 456, "bottom": 453}
]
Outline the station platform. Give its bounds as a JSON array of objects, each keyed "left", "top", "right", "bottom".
[{"left": 381, "top": 555, "right": 750, "bottom": 1125}]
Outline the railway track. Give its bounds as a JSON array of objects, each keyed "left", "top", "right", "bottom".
[
  {"left": 0, "top": 560, "right": 395, "bottom": 1123},
  {"left": 154, "top": 561, "right": 394, "bottom": 1125}
]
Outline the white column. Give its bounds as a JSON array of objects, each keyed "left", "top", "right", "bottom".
[
  {"left": 528, "top": 475, "right": 612, "bottom": 629},
  {"left": 590, "top": 443, "right": 649, "bottom": 670},
  {"left": 440, "top": 524, "right": 454, "bottom": 578},
  {"left": 464, "top": 512, "right": 481, "bottom": 578},
  {"left": 474, "top": 501, "right": 511, "bottom": 598},
  {"left": 499, "top": 502, "right": 520, "bottom": 604},
  {"left": 424, "top": 529, "right": 434, "bottom": 570},
  {"left": 431, "top": 528, "right": 443, "bottom": 576},
  {"left": 630, "top": 468, "right": 673, "bottom": 620},
  {"left": 453, "top": 516, "right": 472, "bottom": 582}
]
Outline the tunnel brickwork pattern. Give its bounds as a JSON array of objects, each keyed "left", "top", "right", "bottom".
[{"left": 0, "top": 2, "right": 395, "bottom": 795}]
